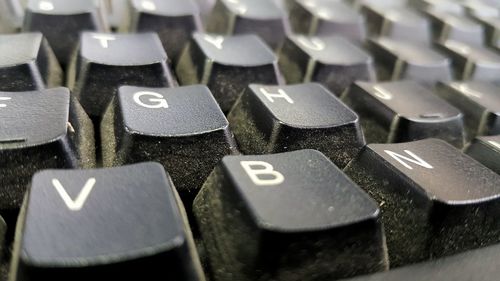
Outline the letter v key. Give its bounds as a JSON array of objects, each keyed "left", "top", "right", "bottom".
[{"left": 52, "top": 178, "right": 96, "bottom": 211}]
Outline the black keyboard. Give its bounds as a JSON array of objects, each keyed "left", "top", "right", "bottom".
[{"left": 1, "top": 0, "right": 500, "bottom": 280}]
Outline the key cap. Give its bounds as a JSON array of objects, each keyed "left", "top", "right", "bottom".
[
  {"left": 0, "top": 88, "right": 94, "bottom": 213},
  {"left": 342, "top": 81, "right": 465, "bottom": 147},
  {"left": 0, "top": 0, "right": 23, "bottom": 33},
  {"left": 126, "top": 0, "right": 203, "bottom": 63},
  {"left": 278, "top": 35, "right": 376, "bottom": 95},
  {"left": 206, "top": 0, "right": 290, "bottom": 49},
  {"left": 464, "top": 1, "right": 499, "bottom": 18},
  {"left": 413, "top": 0, "right": 464, "bottom": 15},
  {"left": 23, "top": 0, "right": 108, "bottom": 66},
  {"left": 428, "top": 12, "right": 484, "bottom": 45},
  {"left": 194, "top": 150, "right": 388, "bottom": 281},
  {"left": 465, "top": 135, "right": 500, "bottom": 175},
  {"left": 475, "top": 16, "right": 500, "bottom": 51},
  {"left": 0, "top": 32, "right": 62, "bottom": 91},
  {"left": 436, "top": 40, "right": 500, "bottom": 81},
  {"left": 368, "top": 37, "right": 452, "bottom": 87},
  {"left": 101, "top": 85, "right": 237, "bottom": 202},
  {"left": 344, "top": 139, "right": 500, "bottom": 266},
  {"left": 227, "top": 83, "right": 365, "bottom": 168},
  {"left": 436, "top": 81, "right": 500, "bottom": 139},
  {"left": 346, "top": 242, "right": 500, "bottom": 281},
  {"left": 102, "top": 0, "right": 128, "bottom": 30},
  {"left": 176, "top": 33, "right": 283, "bottom": 113},
  {"left": 67, "top": 32, "right": 175, "bottom": 120},
  {"left": 288, "top": 0, "right": 366, "bottom": 41},
  {"left": 10, "top": 163, "right": 205, "bottom": 280},
  {"left": 361, "top": 5, "right": 431, "bottom": 43}
]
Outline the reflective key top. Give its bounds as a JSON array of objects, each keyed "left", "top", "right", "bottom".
[
  {"left": 465, "top": 135, "right": 500, "bottom": 175},
  {"left": 176, "top": 33, "right": 283, "bottom": 113},
  {"left": 288, "top": 0, "right": 366, "bottom": 41},
  {"left": 436, "top": 81, "right": 500, "bottom": 139},
  {"left": 0, "top": 32, "right": 61, "bottom": 91},
  {"left": 23, "top": 0, "right": 108, "bottom": 65},
  {"left": 361, "top": 5, "right": 431, "bottom": 43},
  {"left": 369, "top": 37, "right": 452, "bottom": 87},
  {"left": 0, "top": 88, "right": 94, "bottom": 213},
  {"left": 206, "top": 0, "right": 289, "bottom": 49},
  {"left": 227, "top": 83, "right": 365, "bottom": 168},
  {"left": 101, "top": 85, "right": 237, "bottom": 202},
  {"left": 10, "top": 163, "right": 205, "bottom": 281},
  {"left": 437, "top": 40, "right": 500, "bottom": 81},
  {"left": 279, "top": 35, "right": 376, "bottom": 95},
  {"left": 194, "top": 150, "right": 388, "bottom": 281},
  {"left": 428, "top": 12, "right": 484, "bottom": 45},
  {"left": 68, "top": 32, "right": 175, "bottom": 119},
  {"left": 342, "top": 81, "right": 465, "bottom": 147},
  {"left": 126, "top": 0, "right": 203, "bottom": 63},
  {"left": 344, "top": 139, "right": 500, "bottom": 266}
]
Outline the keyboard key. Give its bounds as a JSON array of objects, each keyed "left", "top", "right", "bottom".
[
  {"left": 369, "top": 37, "right": 452, "bottom": 87},
  {"left": 464, "top": 1, "right": 499, "bottom": 18},
  {"left": 437, "top": 40, "right": 500, "bottom": 81},
  {"left": 344, "top": 139, "right": 500, "bottom": 266},
  {"left": 361, "top": 5, "right": 431, "bottom": 43},
  {"left": 194, "top": 150, "right": 388, "bottom": 281},
  {"left": 436, "top": 81, "right": 500, "bottom": 139},
  {"left": 176, "top": 33, "right": 283, "bottom": 112},
  {"left": 465, "top": 135, "right": 500, "bottom": 175},
  {"left": 101, "top": 85, "right": 237, "bottom": 202},
  {"left": 0, "top": 32, "right": 62, "bottom": 91},
  {"left": 475, "top": 16, "right": 500, "bottom": 51},
  {"left": 413, "top": 0, "right": 464, "bottom": 15},
  {"left": 126, "top": 0, "right": 203, "bottom": 63},
  {"left": 428, "top": 12, "right": 484, "bottom": 45},
  {"left": 346, "top": 242, "right": 500, "bottom": 281},
  {"left": 227, "top": 83, "right": 365, "bottom": 168},
  {"left": 206, "top": 0, "right": 289, "bottom": 49},
  {"left": 10, "top": 163, "right": 205, "bottom": 280},
  {"left": 0, "top": 88, "right": 95, "bottom": 213},
  {"left": 278, "top": 35, "right": 376, "bottom": 95},
  {"left": 342, "top": 81, "right": 465, "bottom": 147},
  {"left": 102, "top": 0, "right": 128, "bottom": 30},
  {"left": 0, "top": 0, "right": 23, "bottom": 33},
  {"left": 23, "top": 0, "right": 108, "bottom": 65},
  {"left": 68, "top": 32, "right": 175, "bottom": 119},
  {"left": 288, "top": 0, "right": 366, "bottom": 41}
]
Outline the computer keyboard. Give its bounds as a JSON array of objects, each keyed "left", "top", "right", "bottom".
[{"left": 0, "top": 0, "right": 500, "bottom": 280}]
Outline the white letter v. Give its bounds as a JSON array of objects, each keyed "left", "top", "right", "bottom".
[{"left": 52, "top": 178, "right": 96, "bottom": 211}]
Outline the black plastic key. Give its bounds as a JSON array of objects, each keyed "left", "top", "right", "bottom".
[
  {"left": 437, "top": 40, "right": 500, "bottom": 81},
  {"left": 125, "top": 0, "right": 203, "bottom": 63},
  {"left": 342, "top": 81, "right": 465, "bottom": 147},
  {"left": 344, "top": 139, "right": 500, "bottom": 266},
  {"left": 428, "top": 12, "right": 484, "bottom": 45},
  {"left": 176, "top": 33, "right": 283, "bottom": 112},
  {"left": 288, "top": 0, "right": 366, "bottom": 41},
  {"left": 0, "top": 32, "right": 61, "bottom": 91},
  {"left": 278, "top": 35, "right": 376, "bottom": 95},
  {"left": 369, "top": 37, "right": 452, "bottom": 87},
  {"left": 23, "top": 0, "right": 108, "bottom": 65},
  {"left": 465, "top": 135, "right": 500, "bottom": 174},
  {"left": 436, "top": 81, "right": 500, "bottom": 139},
  {"left": 101, "top": 85, "right": 237, "bottom": 202},
  {"left": 68, "top": 32, "right": 175, "bottom": 119},
  {"left": 0, "top": 88, "right": 94, "bottom": 213},
  {"left": 194, "top": 150, "right": 388, "bottom": 281},
  {"left": 10, "top": 163, "right": 205, "bottom": 281},
  {"left": 362, "top": 5, "right": 431, "bottom": 43},
  {"left": 227, "top": 83, "right": 365, "bottom": 168},
  {"left": 206, "top": 0, "right": 289, "bottom": 49}
]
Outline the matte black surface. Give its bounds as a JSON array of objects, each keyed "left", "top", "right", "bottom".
[
  {"left": 12, "top": 163, "right": 204, "bottom": 280},
  {"left": 228, "top": 83, "right": 365, "bottom": 168},
  {"left": 0, "top": 32, "right": 61, "bottom": 91},
  {"left": 345, "top": 139, "right": 500, "bottom": 266},
  {"left": 465, "top": 135, "right": 500, "bottom": 174},
  {"left": 194, "top": 150, "right": 387, "bottom": 281},
  {"left": 342, "top": 81, "right": 465, "bottom": 147}
]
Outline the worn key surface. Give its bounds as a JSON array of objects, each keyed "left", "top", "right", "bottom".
[
  {"left": 227, "top": 83, "right": 365, "bottom": 168},
  {"left": 0, "top": 33, "right": 61, "bottom": 91},
  {"left": 345, "top": 139, "right": 500, "bottom": 267},
  {"left": 194, "top": 149, "right": 388, "bottom": 281},
  {"left": 10, "top": 163, "right": 205, "bottom": 281}
]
